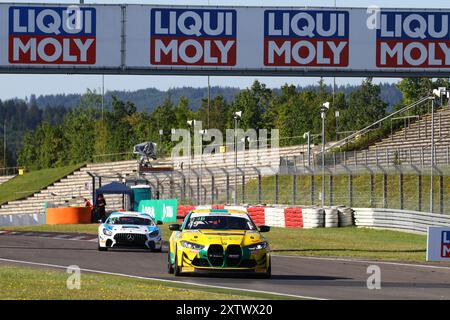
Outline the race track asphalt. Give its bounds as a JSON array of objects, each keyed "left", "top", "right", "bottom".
[{"left": 1, "top": 234, "right": 450, "bottom": 300}]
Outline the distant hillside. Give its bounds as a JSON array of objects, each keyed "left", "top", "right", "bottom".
[{"left": 33, "top": 83, "right": 402, "bottom": 112}]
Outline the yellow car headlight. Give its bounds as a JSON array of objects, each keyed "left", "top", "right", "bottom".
[
  {"left": 180, "top": 241, "right": 204, "bottom": 250},
  {"left": 246, "top": 242, "right": 268, "bottom": 251}
]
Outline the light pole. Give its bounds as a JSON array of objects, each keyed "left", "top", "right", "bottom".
[
  {"left": 303, "top": 131, "right": 311, "bottom": 167},
  {"left": 335, "top": 110, "right": 340, "bottom": 141},
  {"left": 321, "top": 102, "right": 330, "bottom": 208},
  {"left": 187, "top": 120, "right": 195, "bottom": 202},
  {"left": 158, "top": 129, "right": 163, "bottom": 158},
  {"left": 3, "top": 118, "right": 6, "bottom": 174},
  {"left": 431, "top": 87, "right": 449, "bottom": 212},
  {"left": 199, "top": 129, "right": 207, "bottom": 205},
  {"left": 101, "top": 74, "right": 105, "bottom": 121},
  {"left": 233, "top": 111, "right": 242, "bottom": 205}
]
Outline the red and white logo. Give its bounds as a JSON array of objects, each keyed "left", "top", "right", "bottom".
[{"left": 9, "top": 6, "right": 96, "bottom": 64}]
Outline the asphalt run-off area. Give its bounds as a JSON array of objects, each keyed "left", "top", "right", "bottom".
[{"left": 1, "top": 233, "right": 450, "bottom": 300}]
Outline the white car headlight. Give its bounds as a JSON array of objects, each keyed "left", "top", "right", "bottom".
[
  {"left": 180, "top": 241, "right": 204, "bottom": 250},
  {"left": 103, "top": 228, "right": 113, "bottom": 236},
  {"left": 246, "top": 242, "right": 268, "bottom": 251},
  {"left": 148, "top": 230, "right": 159, "bottom": 238}
]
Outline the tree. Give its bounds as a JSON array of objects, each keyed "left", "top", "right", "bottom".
[
  {"left": 341, "top": 78, "right": 387, "bottom": 132},
  {"left": 230, "top": 80, "right": 273, "bottom": 131}
]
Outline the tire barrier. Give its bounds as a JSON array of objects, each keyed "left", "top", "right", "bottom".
[
  {"left": 177, "top": 205, "right": 196, "bottom": 219},
  {"left": 337, "top": 206, "right": 354, "bottom": 227},
  {"left": 324, "top": 207, "right": 339, "bottom": 228},
  {"left": 264, "top": 207, "right": 286, "bottom": 228},
  {"left": 302, "top": 207, "right": 325, "bottom": 229},
  {"left": 176, "top": 204, "right": 355, "bottom": 229},
  {"left": 284, "top": 207, "right": 303, "bottom": 228},
  {"left": 353, "top": 208, "right": 450, "bottom": 234},
  {"left": 246, "top": 206, "right": 266, "bottom": 226}
]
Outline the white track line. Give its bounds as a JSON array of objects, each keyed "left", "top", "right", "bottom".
[
  {"left": 273, "top": 254, "right": 450, "bottom": 271},
  {"left": 0, "top": 257, "right": 324, "bottom": 300}
]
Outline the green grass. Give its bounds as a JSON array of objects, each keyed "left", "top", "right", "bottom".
[
  {"left": 265, "top": 226, "right": 426, "bottom": 262},
  {"left": 240, "top": 174, "right": 450, "bottom": 214},
  {"left": 0, "top": 164, "right": 82, "bottom": 205},
  {"left": 0, "top": 265, "right": 295, "bottom": 300},
  {"left": 2, "top": 224, "right": 427, "bottom": 262}
]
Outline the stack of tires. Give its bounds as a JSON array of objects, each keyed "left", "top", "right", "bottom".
[
  {"left": 337, "top": 206, "right": 354, "bottom": 227},
  {"left": 302, "top": 207, "right": 325, "bottom": 228},
  {"left": 284, "top": 207, "right": 303, "bottom": 228},
  {"left": 264, "top": 207, "right": 285, "bottom": 227},
  {"left": 247, "top": 206, "right": 265, "bottom": 226},
  {"left": 324, "top": 207, "right": 339, "bottom": 228},
  {"left": 177, "top": 205, "right": 196, "bottom": 219}
]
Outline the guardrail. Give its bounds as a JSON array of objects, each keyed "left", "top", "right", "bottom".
[
  {"left": 0, "top": 213, "right": 44, "bottom": 226},
  {"left": 353, "top": 208, "right": 450, "bottom": 234}
]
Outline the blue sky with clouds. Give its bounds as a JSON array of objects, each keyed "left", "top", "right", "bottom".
[{"left": 1, "top": 0, "right": 449, "bottom": 100}]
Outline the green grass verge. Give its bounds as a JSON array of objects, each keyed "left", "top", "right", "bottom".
[
  {"left": 0, "top": 265, "right": 297, "bottom": 300},
  {"left": 265, "top": 226, "right": 426, "bottom": 262},
  {"left": 0, "top": 164, "right": 82, "bottom": 205},
  {"left": 2, "top": 224, "right": 427, "bottom": 262}
]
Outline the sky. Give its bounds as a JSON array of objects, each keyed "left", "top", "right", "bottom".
[{"left": 1, "top": 0, "right": 449, "bottom": 100}]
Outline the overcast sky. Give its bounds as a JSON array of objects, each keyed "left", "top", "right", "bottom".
[{"left": 1, "top": 0, "right": 449, "bottom": 100}]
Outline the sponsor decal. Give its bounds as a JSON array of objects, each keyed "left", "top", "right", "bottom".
[
  {"left": 264, "top": 10, "right": 349, "bottom": 67},
  {"left": 377, "top": 12, "right": 450, "bottom": 68},
  {"left": 150, "top": 8, "right": 237, "bottom": 66},
  {"left": 9, "top": 6, "right": 96, "bottom": 64},
  {"left": 442, "top": 231, "right": 450, "bottom": 258}
]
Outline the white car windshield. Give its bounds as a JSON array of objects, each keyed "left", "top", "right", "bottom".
[
  {"left": 107, "top": 216, "right": 154, "bottom": 226},
  {"left": 185, "top": 215, "right": 257, "bottom": 230}
]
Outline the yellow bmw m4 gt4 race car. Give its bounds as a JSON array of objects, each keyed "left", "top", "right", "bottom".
[{"left": 167, "top": 209, "right": 271, "bottom": 278}]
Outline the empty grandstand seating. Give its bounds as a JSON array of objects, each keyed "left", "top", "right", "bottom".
[
  {"left": 341, "top": 106, "right": 450, "bottom": 166},
  {"left": 0, "top": 175, "right": 15, "bottom": 185}
]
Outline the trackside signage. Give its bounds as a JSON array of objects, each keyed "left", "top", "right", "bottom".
[
  {"left": 426, "top": 227, "right": 450, "bottom": 261},
  {"left": 9, "top": 6, "right": 96, "bottom": 64},
  {"left": 377, "top": 12, "right": 450, "bottom": 68},
  {"left": 150, "top": 8, "right": 237, "bottom": 66},
  {"left": 2, "top": 4, "right": 450, "bottom": 75},
  {"left": 263, "top": 10, "right": 349, "bottom": 67}
]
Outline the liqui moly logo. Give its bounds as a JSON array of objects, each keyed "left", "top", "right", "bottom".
[
  {"left": 442, "top": 231, "right": 450, "bottom": 258},
  {"left": 9, "top": 6, "right": 96, "bottom": 64},
  {"left": 377, "top": 12, "right": 450, "bottom": 68},
  {"left": 264, "top": 10, "right": 349, "bottom": 67},
  {"left": 150, "top": 8, "right": 237, "bottom": 66}
]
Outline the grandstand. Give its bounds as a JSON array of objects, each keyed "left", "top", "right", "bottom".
[{"left": 1, "top": 96, "right": 450, "bottom": 214}]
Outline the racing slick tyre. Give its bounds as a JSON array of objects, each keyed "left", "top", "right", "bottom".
[
  {"left": 260, "top": 257, "right": 271, "bottom": 279},
  {"left": 174, "top": 251, "right": 181, "bottom": 276},
  {"left": 168, "top": 253, "right": 174, "bottom": 274},
  {"left": 153, "top": 247, "right": 162, "bottom": 253}
]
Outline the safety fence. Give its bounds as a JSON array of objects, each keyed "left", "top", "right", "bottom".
[{"left": 150, "top": 163, "right": 450, "bottom": 215}]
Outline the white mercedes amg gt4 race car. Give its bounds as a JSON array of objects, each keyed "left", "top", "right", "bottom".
[{"left": 98, "top": 212, "right": 162, "bottom": 251}]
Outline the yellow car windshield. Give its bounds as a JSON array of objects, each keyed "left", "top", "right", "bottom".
[{"left": 185, "top": 215, "right": 257, "bottom": 230}]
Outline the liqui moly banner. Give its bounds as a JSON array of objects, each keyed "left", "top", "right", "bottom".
[
  {"left": 9, "top": 6, "right": 96, "bottom": 64},
  {"left": 263, "top": 10, "right": 349, "bottom": 67},
  {"left": 0, "top": 3, "right": 121, "bottom": 68},
  {"left": 1, "top": 4, "right": 450, "bottom": 75},
  {"left": 150, "top": 8, "right": 237, "bottom": 66},
  {"left": 377, "top": 12, "right": 450, "bottom": 68}
]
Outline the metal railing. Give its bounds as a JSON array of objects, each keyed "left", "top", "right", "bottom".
[
  {"left": 326, "top": 96, "right": 434, "bottom": 152},
  {"left": 141, "top": 162, "right": 450, "bottom": 215}
]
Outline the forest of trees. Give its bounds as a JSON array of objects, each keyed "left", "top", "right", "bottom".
[{"left": 0, "top": 77, "right": 447, "bottom": 170}]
